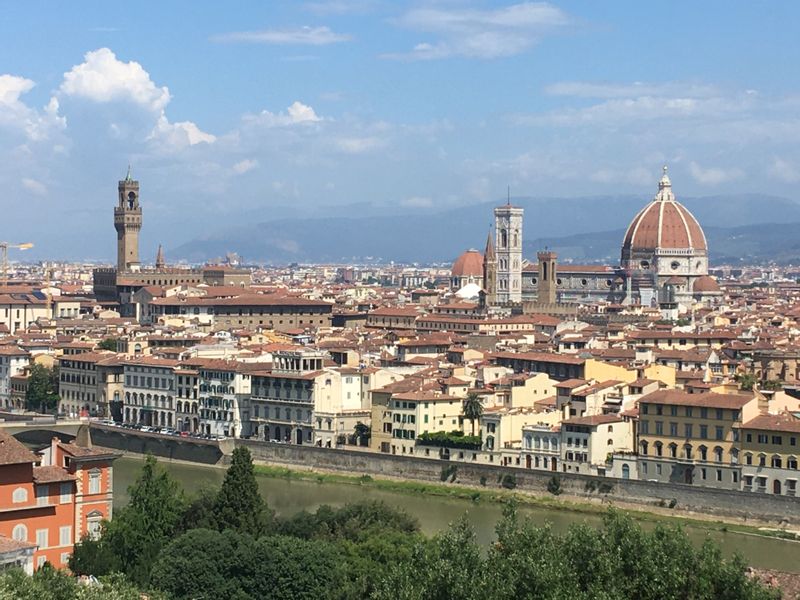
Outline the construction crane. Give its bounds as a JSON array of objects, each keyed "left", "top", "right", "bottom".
[{"left": 0, "top": 242, "right": 34, "bottom": 288}]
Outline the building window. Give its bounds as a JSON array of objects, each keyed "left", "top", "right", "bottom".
[
  {"left": 60, "top": 482, "right": 72, "bottom": 504},
  {"left": 36, "top": 528, "right": 49, "bottom": 550},
  {"left": 59, "top": 526, "right": 72, "bottom": 547},
  {"left": 12, "top": 487, "right": 27, "bottom": 503},
  {"left": 88, "top": 469, "right": 102, "bottom": 495},
  {"left": 12, "top": 524, "right": 27, "bottom": 542}
]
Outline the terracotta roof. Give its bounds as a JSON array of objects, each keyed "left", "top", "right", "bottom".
[
  {"left": 451, "top": 249, "right": 483, "bottom": 278},
  {"left": 742, "top": 413, "right": 800, "bottom": 434},
  {"left": 33, "top": 465, "right": 76, "bottom": 484},
  {"left": 639, "top": 389, "right": 754, "bottom": 410},
  {"left": 0, "top": 535, "right": 36, "bottom": 553},
  {"left": 0, "top": 430, "right": 38, "bottom": 465},
  {"left": 563, "top": 414, "right": 625, "bottom": 426},
  {"left": 622, "top": 172, "right": 707, "bottom": 251}
]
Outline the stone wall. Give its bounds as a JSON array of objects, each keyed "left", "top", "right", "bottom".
[
  {"left": 238, "top": 440, "right": 800, "bottom": 525},
  {"left": 89, "top": 426, "right": 223, "bottom": 465},
  {"left": 85, "top": 426, "right": 800, "bottom": 525}
]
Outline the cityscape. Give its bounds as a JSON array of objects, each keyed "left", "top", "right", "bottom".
[{"left": 2, "top": 2, "right": 800, "bottom": 599}]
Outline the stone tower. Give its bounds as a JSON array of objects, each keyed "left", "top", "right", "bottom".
[
  {"left": 493, "top": 202, "right": 524, "bottom": 304},
  {"left": 155, "top": 244, "right": 165, "bottom": 269},
  {"left": 537, "top": 250, "right": 557, "bottom": 305},
  {"left": 114, "top": 167, "right": 142, "bottom": 273},
  {"left": 482, "top": 231, "right": 496, "bottom": 305}
]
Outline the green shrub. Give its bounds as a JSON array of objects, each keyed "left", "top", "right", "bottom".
[
  {"left": 500, "top": 474, "right": 517, "bottom": 490},
  {"left": 547, "top": 475, "right": 562, "bottom": 496}
]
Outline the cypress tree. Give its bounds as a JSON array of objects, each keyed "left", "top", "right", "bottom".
[{"left": 213, "top": 446, "right": 270, "bottom": 535}]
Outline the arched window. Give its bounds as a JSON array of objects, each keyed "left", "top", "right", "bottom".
[
  {"left": 772, "top": 455, "right": 783, "bottom": 469},
  {"left": 714, "top": 447, "right": 724, "bottom": 463},
  {"left": 668, "top": 443, "right": 678, "bottom": 458},
  {"left": 639, "top": 440, "right": 648, "bottom": 455},
  {"left": 500, "top": 229, "right": 508, "bottom": 248},
  {"left": 12, "top": 524, "right": 27, "bottom": 542},
  {"left": 654, "top": 441, "right": 663, "bottom": 457},
  {"left": 745, "top": 452, "right": 753, "bottom": 465},
  {"left": 621, "top": 464, "right": 630, "bottom": 479},
  {"left": 758, "top": 453, "right": 767, "bottom": 467},
  {"left": 683, "top": 444, "right": 693, "bottom": 460},
  {"left": 698, "top": 445, "right": 708, "bottom": 461},
  {"left": 12, "top": 487, "right": 28, "bottom": 504}
]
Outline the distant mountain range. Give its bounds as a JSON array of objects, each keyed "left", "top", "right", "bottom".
[{"left": 170, "top": 193, "right": 800, "bottom": 265}]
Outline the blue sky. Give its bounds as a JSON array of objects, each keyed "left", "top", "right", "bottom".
[{"left": 2, "top": 1, "right": 800, "bottom": 259}]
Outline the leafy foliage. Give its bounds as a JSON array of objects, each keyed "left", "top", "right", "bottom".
[
  {"left": 26, "top": 363, "right": 59, "bottom": 413},
  {"left": 70, "top": 455, "right": 186, "bottom": 586},
  {"left": 462, "top": 392, "right": 484, "bottom": 436},
  {"left": 0, "top": 565, "right": 157, "bottom": 600},
  {"left": 96, "top": 337, "right": 118, "bottom": 351},
  {"left": 418, "top": 430, "right": 482, "bottom": 449},
  {"left": 66, "top": 456, "right": 779, "bottom": 600},
  {"left": 212, "top": 446, "right": 272, "bottom": 535}
]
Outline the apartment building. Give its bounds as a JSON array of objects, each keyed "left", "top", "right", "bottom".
[
  {"left": 560, "top": 414, "right": 634, "bottom": 475},
  {"left": 184, "top": 358, "right": 252, "bottom": 438},
  {"left": 0, "top": 429, "right": 117, "bottom": 573},
  {"left": 637, "top": 389, "right": 759, "bottom": 489},
  {"left": 0, "top": 346, "right": 29, "bottom": 409},
  {"left": 740, "top": 412, "right": 800, "bottom": 496},
  {"left": 249, "top": 350, "right": 327, "bottom": 444},
  {"left": 122, "top": 357, "right": 179, "bottom": 428},
  {"left": 58, "top": 352, "right": 123, "bottom": 419}
]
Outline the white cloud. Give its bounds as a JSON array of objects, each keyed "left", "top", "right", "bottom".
[
  {"left": 21, "top": 177, "right": 47, "bottom": 196},
  {"left": 148, "top": 114, "right": 216, "bottom": 150},
  {"left": 401, "top": 196, "right": 433, "bottom": 208},
  {"left": 0, "top": 75, "right": 65, "bottom": 141},
  {"left": 245, "top": 101, "right": 322, "bottom": 127},
  {"left": 60, "top": 48, "right": 170, "bottom": 112},
  {"left": 335, "top": 136, "right": 384, "bottom": 153},
  {"left": 385, "top": 2, "right": 568, "bottom": 60},
  {"left": 545, "top": 81, "right": 719, "bottom": 99},
  {"left": 768, "top": 157, "right": 800, "bottom": 183},
  {"left": 688, "top": 161, "right": 744, "bottom": 185},
  {"left": 212, "top": 26, "right": 351, "bottom": 45},
  {"left": 232, "top": 158, "right": 258, "bottom": 174}
]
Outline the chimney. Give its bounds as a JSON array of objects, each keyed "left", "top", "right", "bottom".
[{"left": 75, "top": 425, "right": 93, "bottom": 449}]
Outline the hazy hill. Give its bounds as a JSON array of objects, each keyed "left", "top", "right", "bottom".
[{"left": 171, "top": 193, "right": 800, "bottom": 265}]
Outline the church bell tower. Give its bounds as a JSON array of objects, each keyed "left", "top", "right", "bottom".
[{"left": 114, "top": 166, "right": 142, "bottom": 272}]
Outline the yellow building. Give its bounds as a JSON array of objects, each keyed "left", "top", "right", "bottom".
[
  {"left": 637, "top": 389, "right": 759, "bottom": 489},
  {"left": 740, "top": 413, "right": 800, "bottom": 496}
]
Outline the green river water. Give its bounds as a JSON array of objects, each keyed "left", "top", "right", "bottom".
[{"left": 112, "top": 456, "right": 800, "bottom": 573}]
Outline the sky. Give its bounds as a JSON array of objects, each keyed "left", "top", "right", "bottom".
[{"left": 2, "top": 1, "right": 800, "bottom": 260}]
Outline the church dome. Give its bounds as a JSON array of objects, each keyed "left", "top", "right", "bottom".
[
  {"left": 693, "top": 275, "right": 721, "bottom": 293},
  {"left": 622, "top": 167, "right": 707, "bottom": 253},
  {"left": 451, "top": 249, "right": 483, "bottom": 278}
]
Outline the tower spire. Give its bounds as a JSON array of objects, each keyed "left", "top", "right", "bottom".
[
  {"left": 155, "top": 244, "right": 165, "bottom": 269},
  {"left": 125, "top": 164, "right": 133, "bottom": 182},
  {"left": 507, "top": 185, "right": 511, "bottom": 206}
]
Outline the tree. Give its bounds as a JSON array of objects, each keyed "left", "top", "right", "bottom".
[
  {"left": 101, "top": 455, "right": 186, "bottom": 585},
  {"left": 213, "top": 446, "right": 271, "bottom": 535},
  {"left": 462, "top": 393, "right": 484, "bottom": 436},
  {"left": 150, "top": 529, "right": 254, "bottom": 600},
  {"left": 0, "top": 566, "right": 154, "bottom": 600},
  {"left": 25, "top": 363, "right": 59, "bottom": 413},
  {"left": 353, "top": 421, "right": 371, "bottom": 446},
  {"left": 735, "top": 373, "right": 757, "bottom": 391},
  {"left": 96, "top": 337, "right": 118, "bottom": 351}
]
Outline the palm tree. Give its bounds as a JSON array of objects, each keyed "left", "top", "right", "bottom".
[{"left": 462, "top": 393, "right": 484, "bottom": 437}]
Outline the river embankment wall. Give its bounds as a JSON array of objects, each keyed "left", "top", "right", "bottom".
[{"left": 90, "top": 425, "right": 800, "bottom": 525}]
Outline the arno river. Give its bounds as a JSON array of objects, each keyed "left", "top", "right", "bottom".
[{"left": 113, "top": 456, "right": 800, "bottom": 573}]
